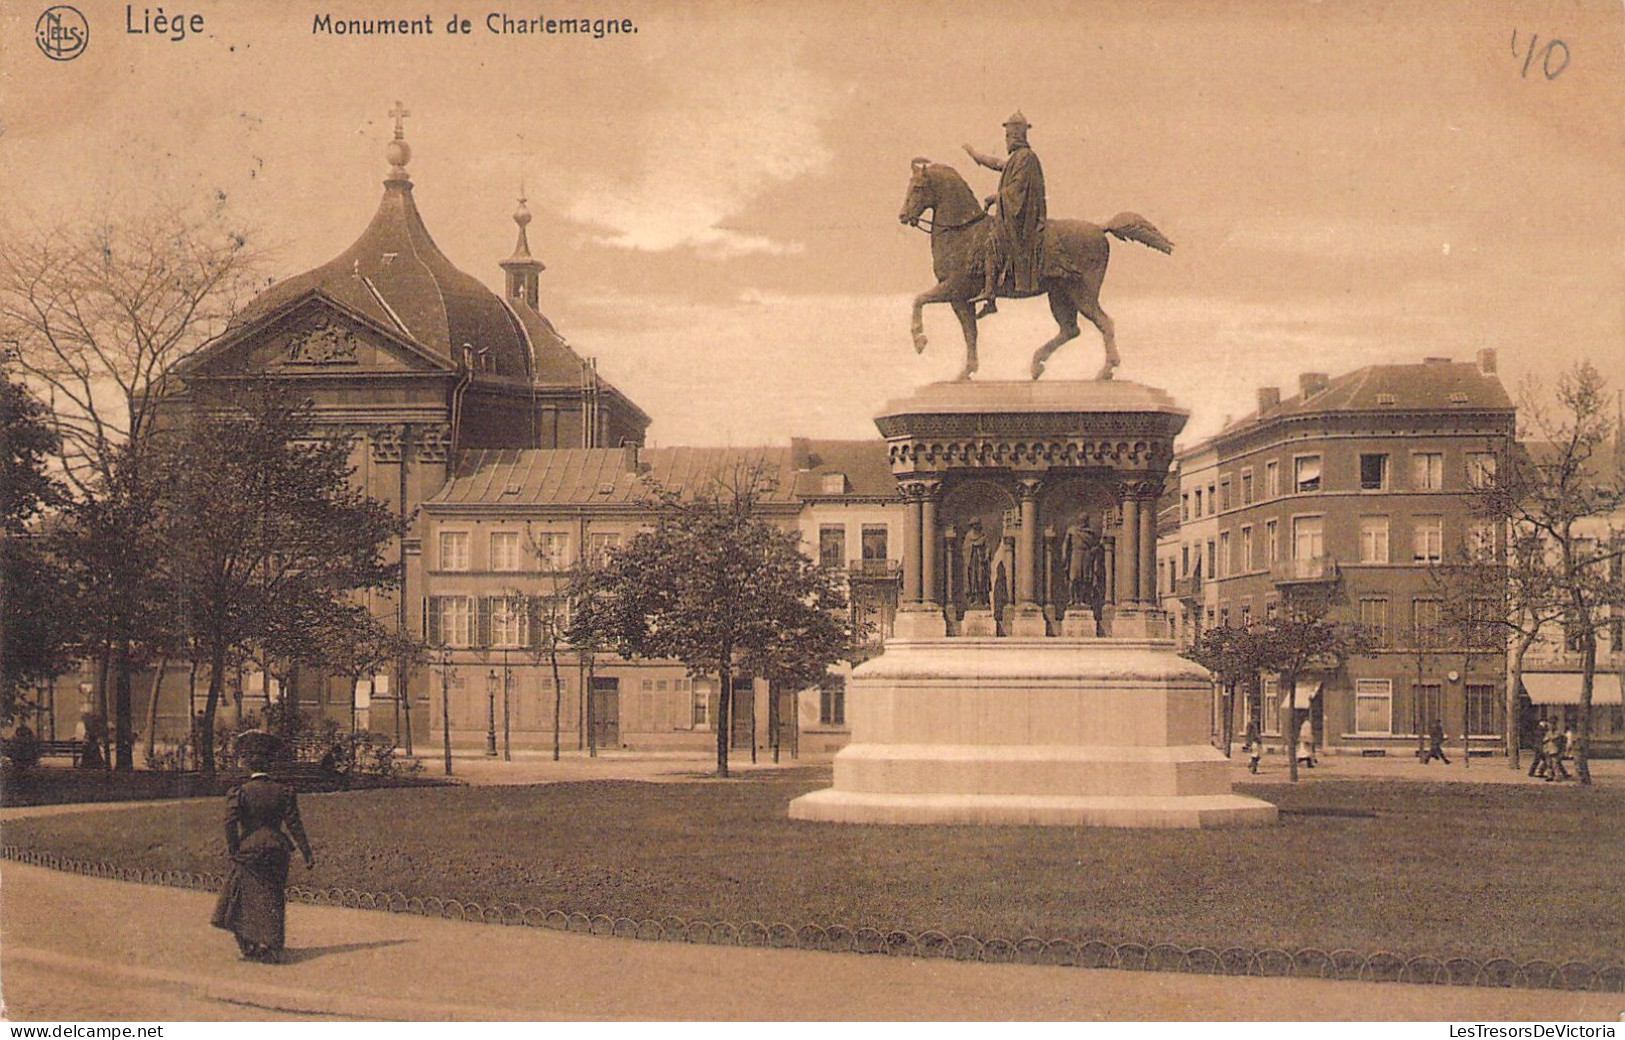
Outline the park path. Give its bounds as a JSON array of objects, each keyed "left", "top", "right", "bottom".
[{"left": 3, "top": 862, "right": 1620, "bottom": 1022}]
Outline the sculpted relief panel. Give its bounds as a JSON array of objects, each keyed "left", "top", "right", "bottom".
[{"left": 284, "top": 316, "right": 361, "bottom": 365}]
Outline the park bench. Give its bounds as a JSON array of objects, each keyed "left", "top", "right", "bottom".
[{"left": 3, "top": 737, "right": 86, "bottom": 766}]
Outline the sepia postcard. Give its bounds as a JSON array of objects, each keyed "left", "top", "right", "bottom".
[{"left": 2, "top": 0, "right": 1623, "bottom": 1026}]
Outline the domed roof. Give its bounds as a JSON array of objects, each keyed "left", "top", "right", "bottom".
[{"left": 235, "top": 141, "right": 533, "bottom": 383}]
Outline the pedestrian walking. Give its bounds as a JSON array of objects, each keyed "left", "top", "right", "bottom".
[
  {"left": 1244, "top": 719, "right": 1262, "bottom": 774},
  {"left": 1527, "top": 720, "right": 1550, "bottom": 778},
  {"left": 1541, "top": 725, "right": 1567, "bottom": 782},
  {"left": 1549, "top": 726, "right": 1573, "bottom": 781},
  {"left": 1296, "top": 716, "right": 1316, "bottom": 768},
  {"left": 211, "top": 734, "right": 315, "bottom": 962},
  {"left": 1421, "top": 719, "right": 1451, "bottom": 765}
]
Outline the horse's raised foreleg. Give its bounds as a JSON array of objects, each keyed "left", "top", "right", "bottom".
[
  {"left": 949, "top": 299, "right": 979, "bottom": 380},
  {"left": 1031, "top": 288, "right": 1081, "bottom": 380},
  {"left": 1076, "top": 294, "right": 1119, "bottom": 381},
  {"left": 910, "top": 281, "right": 966, "bottom": 364}
]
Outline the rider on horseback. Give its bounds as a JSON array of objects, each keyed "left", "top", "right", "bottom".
[{"left": 964, "top": 111, "right": 1047, "bottom": 314}]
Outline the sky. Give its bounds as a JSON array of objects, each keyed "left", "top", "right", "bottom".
[{"left": 3, "top": 0, "right": 1622, "bottom": 447}]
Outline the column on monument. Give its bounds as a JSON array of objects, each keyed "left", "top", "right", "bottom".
[
  {"left": 920, "top": 482, "right": 940, "bottom": 607},
  {"left": 901, "top": 483, "right": 923, "bottom": 604},
  {"left": 1015, "top": 479, "right": 1040, "bottom": 606},
  {"left": 1120, "top": 495, "right": 1141, "bottom": 605},
  {"left": 1139, "top": 488, "right": 1158, "bottom": 609},
  {"left": 1103, "top": 536, "right": 1116, "bottom": 605}
]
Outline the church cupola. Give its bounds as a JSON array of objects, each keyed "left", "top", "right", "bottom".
[{"left": 500, "top": 196, "right": 545, "bottom": 311}]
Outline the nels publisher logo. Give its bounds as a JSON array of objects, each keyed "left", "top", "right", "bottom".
[{"left": 36, "top": 5, "right": 89, "bottom": 61}]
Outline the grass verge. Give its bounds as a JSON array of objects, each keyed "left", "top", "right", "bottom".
[{"left": 3, "top": 769, "right": 1618, "bottom": 965}]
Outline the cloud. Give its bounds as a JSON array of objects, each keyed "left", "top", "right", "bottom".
[{"left": 566, "top": 48, "right": 833, "bottom": 259}]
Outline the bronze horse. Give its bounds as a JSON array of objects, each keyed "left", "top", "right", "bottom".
[{"left": 898, "top": 159, "right": 1173, "bottom": 381}]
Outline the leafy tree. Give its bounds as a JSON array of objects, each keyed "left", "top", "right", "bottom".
[
  {"left": 1182, "top": 623, "right": 1271, "bottom": 759},
  {"left": 573, "top": 461, "right": 851, "bottom": 777},
  {"left": 0, "top": 373, "right": 74, "bottom": 723},
  {"left": 157, "top": 384, "right": 404, "bottom": 774},
  {"left": 1477, "top": 362, "right": 1625, "bottom": 784},
  {"left": 1254, "top": 601, "right": 1374, "bottom": 783},
  {"left": 0, "top": 201, "right": 262, "bottom": 768}
]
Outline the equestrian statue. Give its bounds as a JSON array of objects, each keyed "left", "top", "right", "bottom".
[{"left": 898, "top": 112, "right": 1173, "bottom": 381}]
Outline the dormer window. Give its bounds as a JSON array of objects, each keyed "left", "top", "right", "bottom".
[
  {"left": 1376, "top": 393, "right": 1396, "bottom": 406},
  {"left": 821, "top": 472, "right": 848, "bottom": 495}
]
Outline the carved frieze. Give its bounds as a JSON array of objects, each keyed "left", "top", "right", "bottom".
[
  {"left": 369, "top": 425, "right": 404, "bottom": 464},
  {"left": 285, "top": 316, "right": 361, "bottom": 365},
  {"left": 416, "top": 423, "right": 451, "bottom": 463}
]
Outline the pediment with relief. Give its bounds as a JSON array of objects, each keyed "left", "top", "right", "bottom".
[{"left": 182, "top": 292, "right": 454, "bottom": 379}]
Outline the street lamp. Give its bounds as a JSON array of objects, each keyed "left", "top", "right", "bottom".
[{"left": 485, "top": 668, "right": 499, "bottom": 757}]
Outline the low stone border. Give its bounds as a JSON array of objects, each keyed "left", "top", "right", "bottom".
[{"left": 7, "top": 844, "right": 1619, "bottom": 994}]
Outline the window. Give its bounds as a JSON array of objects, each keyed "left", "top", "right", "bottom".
[
  {"left": 1467, "top": 521, "right": 1496, "bottom": 560},
  {"left": 1264, "top": 519, "right": 1279, "bottom": 564},
  {"left": 1467, "top": 452, "right": 1497, "bottom": 489},
  {"left": 1239, "top": 525, "right": 1254, "bottom": 572},
  {"left": 1414, "top": 683, "right": 1444, "bottom": 734},
  {"left": 1359, "top": 454, "right": 1389, "bottom": 491},
  {"left": 1240, "top": 603, "right": 1252, "bottom": 628},
  {"left": 819, "top": 676, "right": 846, "bottom": 726},
  {"left": 488, "top": 596, "right": 528, "bottom": 648},
  {"left": 1208, "top": 485, "right": 1217, "bottom": 514},
  {"left": 1360, "top": 516, "right": 1390, "bottom": 564},
  {"left": 819, "top": 525, "right": 846, "bottom": 570},
  {"left": 1413, "top": 598, "right": 1441, "bottom": 643},
  {"left": 1263, "top": 679, "right": 1280, "bottom": 735},
  {"left": 820, "top": 472, "right": 848, "bottom": 495},
  {"left": 1467, "top": 684, "right": 1500, "bottom": 737},
  {"left": 532, "top": 531, "right": 570, "bottom": 570},
  {"left": 1265, "top": 598, "right": 1278, "bottom": 620},
  {"left": 1205, "top": 539, "right": 1216, "bottom": 578},
  {"left": 1220, "top": 479, "right": 1232, "bottom": 512},
  {"left": 1194, "top": 488, "right": 1203, "bottom": 515},
  {"left": 587, "top": 531, "right": 621, "bottom": 564},
  {"left": 1241, "top": 470, "right": 1254, "bottom": 505},
  {"left": 1181, "top": 493, "right": 1190, "bottom": 521},
  {"left": 1265, "top": 461, "right": 1280, "bottom": 498},
  {"left": 1413, "top": 516, "right": 1443, "bottom": 563},
  {"left": 1292, "top": 515, "right": 1324, "bottom": 560},
  {"left": 1359, "top": 597, "right": 1389, "bottom": 646},
  {"left": 861, "top": 525, "right": 889, "bottom": 563},
  {"left": 427, "top": 595, "right": 473, "bottom": 648},
  {"left": 438, "top": 531, "right": 470, "bottom": 571},
  {"left": 1413, "top": 452, "right": 1444, "bottom": 491},
  {"left": 1294, "top": 455, "right": 1322, "bottom": 493},
  {"left": 1181, "top": 545, "right": 1190, "bottom": 577},
  {"left": 1611, "top": 609, "right": 1624, "bottom": 655},
  {"left": 489, "top": 531, "right": 522, "bottom": 572},
  {"left": 1355, "top": 679, "right": 1393, "bottom": 735},
  {"left": 692, "top": 681, "right": 711, "bottom": 728},
  {"left": 1220, "top": 606, "right": 1230, "bottom": 628},
  {"left": 1218, "top": 531, "right": 1230, "bottom": 578}
]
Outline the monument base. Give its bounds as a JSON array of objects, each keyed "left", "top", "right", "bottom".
[{"left": 788, "top": 636, "right": 1277, "bottom": 829}]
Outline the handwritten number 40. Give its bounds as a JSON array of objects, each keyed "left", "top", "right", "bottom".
[{"left": 1513, "top": 28, "right": 1570, "bottom": 80}]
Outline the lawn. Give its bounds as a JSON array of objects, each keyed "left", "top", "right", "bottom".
[{"left": 4, "top": 770, "right": 1619, "bottom": 966}]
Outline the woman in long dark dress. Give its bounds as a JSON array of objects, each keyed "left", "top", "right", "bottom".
[{"left": 210, "top": 750, "right": 315, "bottom": 962}]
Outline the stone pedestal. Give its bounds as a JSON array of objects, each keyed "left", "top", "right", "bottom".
[
  {"left": 787, "top": 378, "right": 1276, "bottom": 829},
  {"left": 788, "top": 637, "right": 1277, "bottom": 828}
]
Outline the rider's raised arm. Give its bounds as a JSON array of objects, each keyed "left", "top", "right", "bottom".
[{"left": 963, "top": 143, "right": 1005, "bottom": 171}]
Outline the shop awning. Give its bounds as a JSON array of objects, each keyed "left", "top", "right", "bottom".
[
  {"left": 1523, "top": 672, "right": 1623, "bottom": 706},
  {"left": 1280, "top": 682, "right": 1322, "bottom": 711}
]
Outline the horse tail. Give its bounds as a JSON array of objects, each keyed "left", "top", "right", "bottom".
[{"left": 1104, "top": 213, "right": 1174, "bottom": 254}]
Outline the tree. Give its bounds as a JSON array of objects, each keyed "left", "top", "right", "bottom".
[
  {"left": 1478, "top": 362, "right": 1625, "bottom": 785},
  {"left": 1255, "top": 599, "right": 1374, "bottom": 783},
  {"left": 573, "top": 461, "right": 852, "bottom": 778},
  {"left": 1182, "top": 623, "right": 1272, "bottom": 759},
  {"left": 0, "top": 372, "right": 74, "bottom": 723},
  {"left": 0, "top": 201, "right": 262, "bottom": 768},
  {"left": 157, "top": 384, "right": 405, "bottom": 774}
]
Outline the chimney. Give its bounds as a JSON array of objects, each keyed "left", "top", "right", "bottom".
[
  {"left": 1299, "top": 372, "right": 1329, "bottom": 399},
  {"left": 621, "top": 440, "right": 641, "bottom": 473},
  {"left": 1423, "top": 356, "right": 1452, "bottom": 365},
  {"left": 1478, "top": 348, "right": 1498, "bottom": 375},
  {"left": 790, "top": 436, "right": 812, "bottom": 470},
  {"left": 1257, "top": 386, "right": 1281, "bottom": 415}
]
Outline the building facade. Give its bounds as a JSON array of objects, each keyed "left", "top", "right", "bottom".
[{"left": 1169, "top": 354, "right": 1516, "bottom": 755}]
